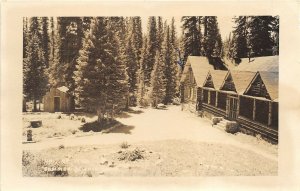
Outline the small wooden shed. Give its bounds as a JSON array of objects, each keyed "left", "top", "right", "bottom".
[{"left": 43, "top": 86, "right": 71, "bottom": 113}]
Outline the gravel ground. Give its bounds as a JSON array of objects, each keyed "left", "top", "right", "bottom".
[
  {"left": 23, "top": 139, "right": 277, "bottom": 177},
  {"left": 22, "top": 105, "right": 278, "bottom": 176}
]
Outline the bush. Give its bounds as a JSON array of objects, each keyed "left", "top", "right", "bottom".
[
  {"left": 118, "top": 148, "right": 144, "bottom": 161},
  {"left": 22, "top": 151, "right": 34, "bottom": 166},
  {"left": 58, "top": 144, "right": 65, "bottom": 149},
  {"left": 120, "top": 141, "right": 130, "bottom": 149}
]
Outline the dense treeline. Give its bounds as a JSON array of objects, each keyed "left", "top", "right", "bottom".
[
  {"left": 224, "top": 16, "right": 279, "bottom": 63},
  {"left": 23, "top": 16, "right": 179, "bottom": 122},
  {"left": 23, "top": 16, "right": 279, "bottom": 122}
]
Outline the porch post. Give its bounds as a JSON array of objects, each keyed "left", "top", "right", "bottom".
[
  {"left": 268, "top": 101, "right": 272, "bottom": 126},
  {"left": 252, "top": 98, "right": 256, "bottom": 121},
  {"left": 215, "top": 91, "right": 218, "bottom": 107},
  {"left": 208, "top": 90, "right": 211, "bottom": 104}
]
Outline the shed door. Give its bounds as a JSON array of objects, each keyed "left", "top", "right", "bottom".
[
  {"left": 227, "top": 96, "right": 238, "bottom": 120},
  {"left": 54, "top": 97, "right": 60, "bottom": 112}
]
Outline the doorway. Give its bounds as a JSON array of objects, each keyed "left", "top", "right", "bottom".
[
  {"left": 54, "top": 97, "right": 60, "bottom": 112},
  {"left": 227, "top": 96, "right": 238, "bottom": 120}
]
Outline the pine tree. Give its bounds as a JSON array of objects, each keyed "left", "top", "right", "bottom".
[
  {"left": 149, "top": 51, "right": 165, "bottom": 108},
  {"left": 247, "top": 16, "right": 274, "bottom": 57},
  {"left": 23, "top": 17, "right": 48, "bottom": 111},
  {"left": 163, "top": 25, "right": 178, "bottom": 104},
  {"left": 144, "top": 16, "right": 157, "bottom": 88},
  {"left": 230, "top": 16, "right": 248, "bottom": 60},
  {"left": 74, "top": 17, "right": 128, "bottom": 123},
  {"left": 202, "top": 16, "right": 223, "bottom": 58},
  {"left": 132, "top": 17, "right": 143, "bottom": 62},
  {"left": 137, "top": 36, "right": 149, "bottom": 107},
  {"left": 41, "top": 17, "right": 50, "bottom": 68},
  {"left": 48, "top": 17, "right": 62, "bottom": 88},
  {"left": 181, "top": 16, "right": 201, "bottom": 63},
  {"left": 156, "top": 16, "right": 164, "bottom": 52}
]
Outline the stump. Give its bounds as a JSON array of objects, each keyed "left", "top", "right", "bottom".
[
  {"left": 30, "top": 120, "right": 42, "bottom": 128},
  {"left": 27, "top": 130, "right": 32, "bottom": 141}
]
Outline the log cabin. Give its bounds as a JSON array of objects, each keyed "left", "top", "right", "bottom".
[
  {"left": 43, "top": 86, "right": 72, "bottom": 113},
  {"left": 180, "top": 56, "right": 216, "bottom": 112},
  {"left": 180, "top": 55, "right": 279, "bottom": 142}
]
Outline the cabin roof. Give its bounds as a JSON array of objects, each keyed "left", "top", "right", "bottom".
[
  {"left": 259, "top": 72, "right": 279, "bottom": 100},
  {"left": 180, "top": 56, "right": 214, "bottom": 86},
  {"left": 209, "top": 70, "right": 228, "bottom": 90},
  {"left": 57, "top": 86, "right": 69, "bottom": 93},
  {"left": 233, "top": 56, "right": 279, "bottom": 72},
  {"left": 230, "top": 71, "right": 257, "bottom": 94}
]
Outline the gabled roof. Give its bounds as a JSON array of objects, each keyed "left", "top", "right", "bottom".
[
  {"left": 180, "top": 56, "right": 215, "bottom": 86},
  {"left": 232, "top": 56, "right": 279, "bottom": 72},
  {"left": 229, "top": 71, "right": 257, "bottom": 94},
  {"left": 57, "top": 86, "right": 69, "bottom": 93},
  {"left": 244, "top": 71, "right": 278, "bottom": 101},
  {"left": 259, "top": 72, "right": 278, "bottom": 101},
  {"left": 209, "top": 70, "right": 228, "bottom": 90}
]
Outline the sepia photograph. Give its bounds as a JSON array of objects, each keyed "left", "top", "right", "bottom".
[
  {"left": 1, "top": 1, "right": 300, "bottom": 190},
  {"left": 22, "top": 15, "right": 279, "bottom": 177}
]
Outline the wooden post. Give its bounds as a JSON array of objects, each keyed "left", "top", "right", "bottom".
[
  {"left": 268, "top": 101, "right": 272, "bottom": 126},
  {"left": 215, "top": 91, "right": 218, "bottom": 107},
  {"left": 208, "top": 90, "right": 211, "bottom": 104},
  {"left": 237, "top": 95, "right": 240, "bottom": 117},
  {"left": 253, "top": 98, "right": 256, "bottom": 121}
]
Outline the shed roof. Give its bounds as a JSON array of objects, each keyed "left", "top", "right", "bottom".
[
  {"left": 259, "top": 71, "right": 278, "bottom": 100},
  {"left": 230, "top": 71, "right": 257, "bottom": 94},
  {"left": 209, "top": 70, "right": 228, "bottom": 90},
  {"left": 180, "top": 56, "right": 214, "bottom": 86},
  {"left": 232, "top": 56, "right": 279, "bottom": 72},
  {"left": 57, "top": 86, "right": 69, "bottom": 93}
]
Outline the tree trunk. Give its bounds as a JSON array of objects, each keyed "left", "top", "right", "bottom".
[
  {"left": 23, "top": 98, "right": 27, "bottom": 112},
  {"left": 33, "top": 99, "right": 37, "bottom": 112},
  {"left": 97, "top": 108, "right": 103, "bottom": 124},
  {"left": 38, "top": 101, "right": 41, "bottom": 111}
]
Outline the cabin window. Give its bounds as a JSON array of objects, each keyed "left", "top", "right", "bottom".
[
  {"left": 255, "top": 100, "right": 269, "bottom": 125},
  {"left": 271, "top": 102, "right": 278, "bottom": 129},
  {"left": 217, "top": 92, "right": 227, "bottom": 110},
  {"left": 210, "top": 91, "right": 216, "bottom": 106},
  {"left": 239, "top": 96, "right": 254, "bottom": 120}
]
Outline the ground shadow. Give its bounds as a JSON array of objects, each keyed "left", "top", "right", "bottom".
[
  {"left": 125, "top": 108, "right": 144, "bottom": 114},
  {"left": 79, "top": 120, "right": 135, "bottom": 134},
  {"left": 115, "top": 112, "right": 131, "bottom": 119},
  {"left": 108, "top": 124, "right": 135, "bottom": 134}
]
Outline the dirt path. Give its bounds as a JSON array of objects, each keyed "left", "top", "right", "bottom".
[{"left": 23, "top": 105, "right": 277, "bottom": 161}]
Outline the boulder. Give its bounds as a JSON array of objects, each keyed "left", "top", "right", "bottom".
[
  {"left": 225, "top": 121, "right": 239, "bottom": 134},
  {"left": 30, "top": 120, "right": 42, "bottom": 128},
  {"left": 211, "top": 117, "right": 223, "bottom": 125}
]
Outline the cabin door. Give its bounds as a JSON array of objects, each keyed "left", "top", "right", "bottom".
[
  {"left": 227, "top": 96, "right": 238, "bottom": 120},
  {"left": 54, "top": 97, "right": 60, "bottom": 112}
]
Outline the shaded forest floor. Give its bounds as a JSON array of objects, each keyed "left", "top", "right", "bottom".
[{"left": 22, "top": 105, "right": 277, "bottom": 176}]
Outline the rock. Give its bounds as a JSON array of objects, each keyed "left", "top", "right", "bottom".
[
  {"left": 117, "top": 150, "right": 122, "bottom": 154},
  {"left": 225, "top": 121, "right": 239, "bottom": 134},
  {"left": 30, "top": 120, "right": 42, "bottom": 128},
  {"left": 211, "top": 117, "right": 223, "bottom": 125},
  {"left": 157, "top": 103, "right": 167, "bottom": 109},
  {"left": 108, "top": 161, "right": 115, "bottom": 168},
  {"left": 70, "top": 114, "right": 75, "bottom": 120},
  {"left": 81, "top": 117, "right": 86, "bottom": 123}
]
